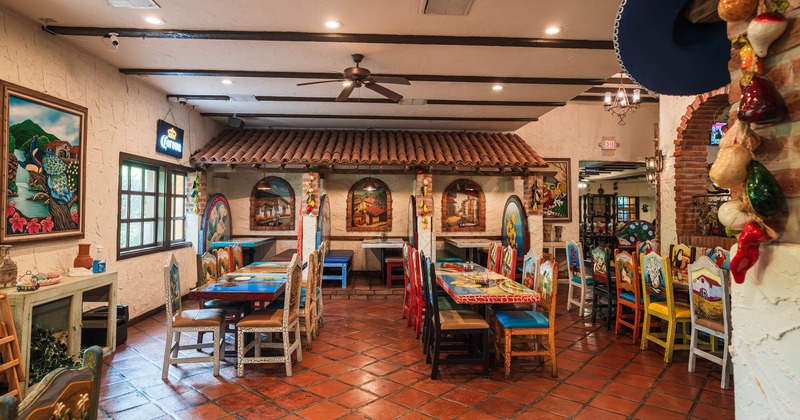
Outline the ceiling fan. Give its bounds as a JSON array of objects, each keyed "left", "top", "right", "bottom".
[{"left": 297, "top": 54, "right": 410, "bottom": 103}]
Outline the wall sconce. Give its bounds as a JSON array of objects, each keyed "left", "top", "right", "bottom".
[
  {"left": 645, "top": 150, "right": 664, "bottom": 173},
  {"left": 645, "top": 171, "right": 657, "bottom": 184}
]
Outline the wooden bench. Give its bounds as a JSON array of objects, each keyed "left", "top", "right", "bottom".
[
  {"left": 323, "top": 250, "right": 354, "bottom": 289},
  {"left": 437, "top": 249, "right": 464, "bottom": 263},
  {"left": 270, "top": 249, "right": 296, "bottom": 262}
]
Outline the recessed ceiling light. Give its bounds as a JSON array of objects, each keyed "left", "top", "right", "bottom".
[
  {"left": 144, "top": 16, "right": 165, "bottom": 25},
  {"left": 545, "top": 26, "right": 561, "bottom": 35},
  {"left": 492, "top": 84, "right": 503, "bottom": 91},
  {"left": 221, "top": 79, "right": 234, "bottom": 85},
  {"left": 325, "top": 20, "right": 342, "bottom": 29}
]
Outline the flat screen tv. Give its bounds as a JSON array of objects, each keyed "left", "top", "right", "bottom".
[{"left": 710, "top": 122, "right": 726, "bottom": 145}]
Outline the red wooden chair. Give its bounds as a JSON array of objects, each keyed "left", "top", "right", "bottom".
[
  {"left": 409, "top": 248, "right": 425, "bottom": 338},
  {"left": 501, "top": 246, "right": 517, "bottom": 280},
  {"left": 487, "top": 242, "right": 503, "bottom": 274},
  {"left": 401, "top": 244, "right": 413, "bottom": 320}
]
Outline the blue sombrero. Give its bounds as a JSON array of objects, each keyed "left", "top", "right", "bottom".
[{"left": 614, "top": 0, "right": 731, "bottom": 95}]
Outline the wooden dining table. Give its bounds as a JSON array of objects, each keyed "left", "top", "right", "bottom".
[
  {"left": 188, "top": 261, "right": 289, "bottom": 303},
  {"left": 435, "top": 263, "right": 540, "bottom": 306}
]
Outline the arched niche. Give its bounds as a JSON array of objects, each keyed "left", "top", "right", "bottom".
[
  {"left": 346, "top": 178, "right": 392, "bottom": 232},
  {"left": 441, "top": 179, "right": 486, "bottom": 232},
  {"left": 249, "top": 176, "right": 295, "bottom": 231}
]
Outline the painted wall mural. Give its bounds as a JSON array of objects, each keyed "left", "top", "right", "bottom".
[
  {"left": 249, "top": 176, "right": 295, "bottom": 231},
  {"left": 441, "top": 179, "right": 485, "bottom": 232},
  {"left": 501, "top": 196, "right": 528, "bottom": 259},
  {"left": 1, "top": 82, "right": 87, "bottom": 243},
  {"left": 347, "top": 178, "right": 392, "bottom": 232},
  {"left": 542, "top": 158, "right": 571, "bottom": 222}
]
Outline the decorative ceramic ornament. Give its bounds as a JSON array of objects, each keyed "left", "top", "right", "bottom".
[
  {"left": 719, "top": 120, "right": 761, "bottom": 150},
  {"left": 717, "top": 200, "right": 749, "bottom": 231},
  {"left": 709, "top": 144, "right": 752, "bottom": 188},
  {"left": 738, "top": 43, "right": 763, "bottom": 73},
  {"left": 738, "top": 75, "right": 787, "bottom": 124},
  {"left": 745, "top": 161, "right": 784, "bottom": 217},
  {"left": 306, "top": 205, "right": 313, "bottom": 213},
  {"left": 16, "top": 270, "right": 39, "bottom": 292},
  {"left": 747, "top": 12, "right": 788, "bottom": 57},
  {"left": 730, "top": 222, "right": 770, "bottom": 283},
  {"left": 718, "top": 0, "right": 758, "bottom": 22}
]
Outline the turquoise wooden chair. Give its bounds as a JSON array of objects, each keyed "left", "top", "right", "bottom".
[
  {"left": 704, "top": 246, "right": 731, "bottom": 270},
  {"left": 565, "top": 241, "right": 592, "bottom": 316},
  {"left": 688, "top": 256, "right": 733, "bottom": 388},
  {"left": 640, "top": 252, "right": 691, "bottom": 363}
]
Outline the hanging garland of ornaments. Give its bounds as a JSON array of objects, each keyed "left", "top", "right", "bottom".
[
  {"left": 305, "top": 174, "right": 317, "bottom": 214},
  {"left": 190, "top": 175, "right": 201, "bottom": 214},
  {"left": 417, "top": 170, "right": 432, "bottom": 230},
  {"left": 712, "top": 0, "right": 790, "bottom": 283}
]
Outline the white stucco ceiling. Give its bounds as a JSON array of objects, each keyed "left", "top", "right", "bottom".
[{"left": 0, "top": 0, "right": 626, "bottom": 131}]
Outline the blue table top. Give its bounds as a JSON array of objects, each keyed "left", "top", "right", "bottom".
[
  {"left": 200, "top": 277, "right": 285, "bottom": 294},
  {"left": 210, "top": 237, "right": 276, "bottom": 248}
]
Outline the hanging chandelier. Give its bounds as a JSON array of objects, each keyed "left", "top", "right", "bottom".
[{"left": 604, "top": 74, "right": 641, "bottom": 126}]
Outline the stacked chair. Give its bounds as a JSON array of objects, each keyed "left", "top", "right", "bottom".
[
  {"left": 640, "top": 252, "right": 692, "bottom": 363},
  {"left": 422, "top": 253, "right": 490, "bottom": 380},
  {"left": 493, "top": 258, "right": 559, "bottom": 378},
  {"left": 590, "top": 247, "right": 616, "bottom": 330},
  {"left": 688, "top": 256, "right": 733, "bottom": 388},
  {"left": 565, "top": 241, "right": 593, "bottom": 316}
]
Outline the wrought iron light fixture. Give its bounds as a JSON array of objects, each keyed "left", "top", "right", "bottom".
[
  {"left": 604, "top": 74, "right": 641, "bottom": 126},
  {"left": 363, "top": 177, "right": 377, "bottom": 192},
  {"left": 644, "top": 150, "right": 664, "bottom": 185}
]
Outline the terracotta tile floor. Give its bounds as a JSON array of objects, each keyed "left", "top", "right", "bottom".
[{"left": 99, "top": 281, "right": 735, "bottom": 419}]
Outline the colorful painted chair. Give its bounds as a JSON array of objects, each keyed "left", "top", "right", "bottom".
[
  {"left": 494, "top": 259, "right": 559, "bottom": 378},
  {"left": 704, "top": 246, "right": 731, "bottom": 270},
  {"left": 231, "top": 243, "right": 244, "bottom": 271},
  {"left": 669, "top": 243, "right": 696, "bottom": 283},
  {"left": 409, "top": 248, "right": 426, "bottom": 338},
  {"left": 688, "top": 256, "right": 733, "bottom": 388},
  {"left": 314, "top": 243, "right": 328, "bottom": 332},
  {"left": 493, "top": 249, "right": 539, "bottom": 312},
  {"left": 590, "top": 247, "right": 615, "bottom": 330},
  {"left": 565, "top": 241, "right": 593, "bottom": 316},
  {"left": 487, "top": 242, "right": 503, "bottom": 274},
  {"left": 0, "top": 346, "right": 103, "bottom": 420},
  {"left": 216, "top": 246, "right": 233, "bottom": 276},
  {"left": 635, "top": 240, "right": 660, "bottom": 256},
  {"left": 197, "top": 251, "right": 245, "bottom": 346},
  {"left": 614, "top": 250, "right": 663, "bottom": 343},
  {"left": 402, "top": 244, "right": 413, "bottom": 321},
  {"left": 162, "top": 254, "right": 225, "bottom": 379},
  {"left": 299, "top": 250, "right": 319, "bottom": 349},
  {"left": 501, "top": 245, "right": 517, "bottom": 280},
  {"left": 640, "top": 252, "right": 692, "bottom": 363},
  {"left": 236, "top": 255, "right": 303, "bottom": 377}
]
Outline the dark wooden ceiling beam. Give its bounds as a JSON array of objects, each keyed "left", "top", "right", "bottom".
[
  {"left": 43, "top": 26, "right": 613, "bottom": 50},
  {"left": 167, "top": 94, "right": 566, "bottom": 107},
  {"left": 199, "top": 112, "right": 537, "bottom": 122},
  {"left": 124, "top": 69, "right": 605, "bottom": 85}
]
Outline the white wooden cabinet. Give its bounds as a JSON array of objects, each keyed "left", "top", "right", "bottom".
[{"left": 2, "top": 271, "right": 117, "bottom": 395}]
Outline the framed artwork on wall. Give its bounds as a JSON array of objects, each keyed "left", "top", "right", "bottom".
[
  {"left": 541, "top": 157, "right": 571, "bottom": 222},
  {"left": 1, "top": 82, "right": 88, "bottom": 244},
  {"left": 250, "top": 176, "right": 295, "bottom": 231},
  {"left": 347, "top": 178, "right": 392, "bottom": 232},
  {"left": 441, "top": 179, "right": 485, "bottom": 232}
]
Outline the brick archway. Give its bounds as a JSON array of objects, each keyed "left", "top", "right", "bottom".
[{"left": 660, "top": 86, "right": 738, "bottom": 248}]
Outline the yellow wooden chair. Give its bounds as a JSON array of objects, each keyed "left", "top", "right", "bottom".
[
  {"left": 494, "top": 259, "right": 559, "bottom": 378},
  {"left": 640, "top": 252, "right": 691, "bottom": 363},
  {"left": 565, "top": 241, "right": 592, "bottom": 316}
]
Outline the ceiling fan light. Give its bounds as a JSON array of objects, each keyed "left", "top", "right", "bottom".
[{"left": 342, "top": 81, "right": 353, "bottom": 87}]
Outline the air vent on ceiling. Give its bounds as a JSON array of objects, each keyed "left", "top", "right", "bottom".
[
  {"left": 419, "top": 0, "right": 474, "bottom": 16},
  {"left": 106, "top": 0, "right": 160, "bottom": 9},
  {"left": 399, "top": 98, "right": 428, "bottom": 105}
]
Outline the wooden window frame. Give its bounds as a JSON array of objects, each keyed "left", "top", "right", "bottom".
[{"left": 616, "top": 196, "right": 640, "bottom": 222}]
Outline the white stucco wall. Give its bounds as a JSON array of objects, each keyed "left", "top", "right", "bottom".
[
  {"left": 516, "top": 102, "right": 659, "bottom": 243},
  {"left": 657, "top": 95, "right": 695, "bottom": 246},
  {"left": 0, "top": 7, "right": 221, "bottom": 319}
]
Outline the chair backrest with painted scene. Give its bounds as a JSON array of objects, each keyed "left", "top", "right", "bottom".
[
  {"left": 487, "top": 242, "right": 503, "bottom": 273},
  {"left": 704, "top": 247, "right": 731, "bottom": 270},
  {"left": 591, "top": 247, "right": 611, "bottom": 289},
  {"left": 537, "top": 259, "right": 559, "bottom": 324},
  {"left": 688, "top": 256, "right": 731, "bottom": 337},
  {"left": 669, "top": 243, "right": 696, "bottom": 283},
  {"left": 216, "top": 246, "right": 233, "bottom": 276},
  {"left": 521, "top": 249, "right": 539, "bottom": 290},
  {"left": 304, "top": 251, "right": 319, "bottom": 318},
  {"left": 231, "top": 243, "right": 244, "bottom": 271},
  {"left": 566, "top": 241, "right": 586, "bottom": 284},
  {"left": 501, "top": 245, "right": 517, "bottom": 280},
  {"left": 614, "top": 250, "right": 641, "bottom": 304},
  {"left": 200, "top": 251, "right": 218, "bottom": 286},
  {"left": 640, "top": 252, "right": 678, "bottom": 311},
  {"left": 402, "top": 243, "right": 412, "bottom": 290},
  {"left": 164, "top": 254, "right": 183, "bottom": 327},
  {"left": 635, "top": 240, "right": 660, "bottom": 256},
  {"left": 411, "top": 247, "right": 423, "bottom": 302},
  {"left": 283, "top": 255, "right": 303, "bottom": 325}
]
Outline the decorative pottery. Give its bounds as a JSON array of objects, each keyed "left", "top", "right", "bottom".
[
  {"left": 16, "top": 270, "right": 39, "bottom": 292},
  {"left": 0, "top": 245, "right": 18, "bottom": 288},
  {"left": 709, "top": 144, "right": 752, "bottom": 188},
  {"left": 73, "top": 243, "right": 93, "bottom": 269},
  {"left": 747, "top": 12, "right": 788, "bottom": 57},
  {"left": 738, "top": 75, "right": 787, "bottom": 124},
  {"left": 554, "top": 226, "right": 564, "bottom": 242},
  {"left": 543, "top": 223, "right": 553, "bottom": 242},
  {"left": 717, "top": 200, "right": 749, "bottom": 231},
  {"left": 718, "top": 0, "right": 757, "bottom": 22},
  {"left": 746, "top": 161, "right": 784, "bottom": 218}
]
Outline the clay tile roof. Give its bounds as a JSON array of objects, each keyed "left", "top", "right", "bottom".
[{"left": 191, "top": 129, "right": 546, "bottom": 168}]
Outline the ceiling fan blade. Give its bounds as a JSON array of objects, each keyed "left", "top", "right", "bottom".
[
  {"left": 297, "top": 80, "right": 342, "bottom": 86},
  {"left": 336, "top": 83, "right": 356, "bottom": 102},
  {"left": 365, "top": 83, "right": 403, "bottom": 103},
  {"left": 369, "top": 76, "right": 411, "bottom": 85}
]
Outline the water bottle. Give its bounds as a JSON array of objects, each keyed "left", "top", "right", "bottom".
[{"left": 92, "top": 245, "right": 107, "bottom": 273}]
